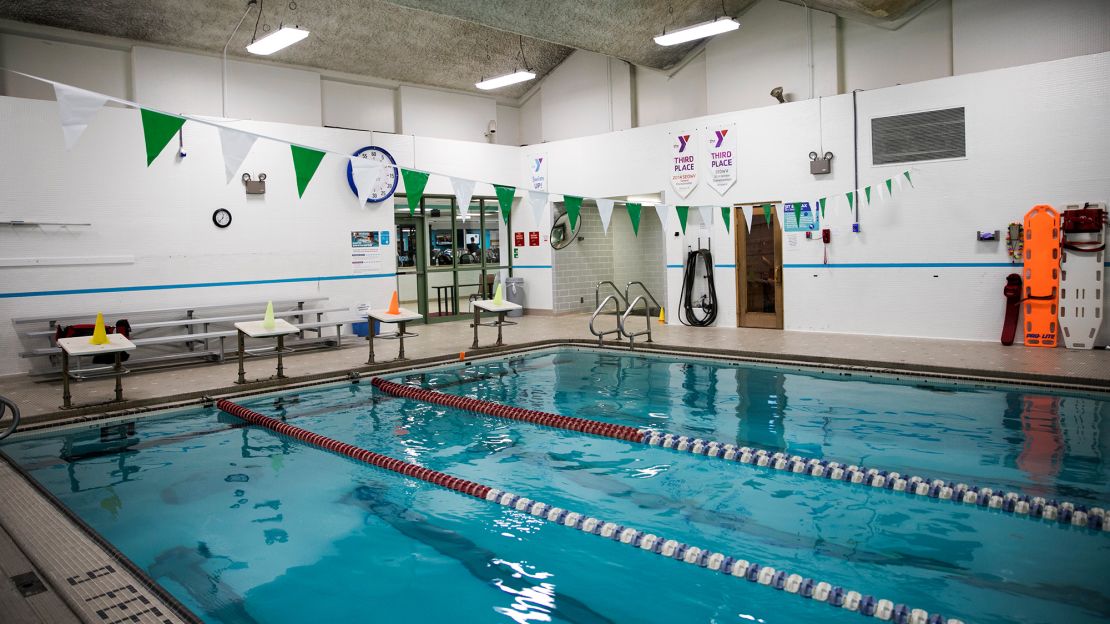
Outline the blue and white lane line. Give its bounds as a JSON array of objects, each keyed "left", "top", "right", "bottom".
[{"left": 642, "top": 431, "right": 1107, "bottom": 531}]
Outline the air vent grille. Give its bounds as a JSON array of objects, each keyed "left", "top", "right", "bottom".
[{"left": 872, "top": 107, "right": 965, "bottom": 165}]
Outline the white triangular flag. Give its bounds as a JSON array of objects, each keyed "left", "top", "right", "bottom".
[
  {"left": 653, "top": 203, "right": 671, "bottom": 229},
  {"left": 697, "top": 205, "right": 714, "bottom": 228},
  {"left": 451, "top": 177, "right": 476, "bottom": 221},
  {"left": 742, "top": 207, "right": 754, "bottom": 233},
  {"left": 218, "top": 126, "right": 259, "bottom": 184},
  {"left": 349, "top": 157, "right": 385, "bottom": 206},
  {"left": 596, "top": 198, "right": 615, "bottom": 234},
  {"left": 53, "top": 83, "right": 109, "bottom": 150},
  {"left": 528, "top": 190, "right": 549, "bottom": 228}
]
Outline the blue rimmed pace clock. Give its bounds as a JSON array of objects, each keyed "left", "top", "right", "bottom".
[{"left": 346, "top": 145, "right": 399, "bottom": 203}]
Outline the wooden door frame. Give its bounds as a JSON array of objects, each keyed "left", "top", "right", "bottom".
[{"left": 734, "top": 203, "right": 784, "bottom": 329}]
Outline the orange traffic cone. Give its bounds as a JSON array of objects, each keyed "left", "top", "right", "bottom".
[
  {"left": 89, "top": 312, "right": 109, "bottom": 345},
  {"left": 387, "top": 290, "right": 400, "bottom": 315}
]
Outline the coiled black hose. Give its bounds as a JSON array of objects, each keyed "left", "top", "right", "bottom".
[{"left": 679, "top": 249, "right": 718, "bottom": 327}]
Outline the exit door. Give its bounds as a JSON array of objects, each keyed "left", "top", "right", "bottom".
[{"left": 735, "top": 204, "right": 783, "bottom": 329}]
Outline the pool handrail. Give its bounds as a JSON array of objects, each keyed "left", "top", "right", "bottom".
[
  {"left": 590, "top": 295, "right": 624, "bottom": 346},
  {"left": 620, "top": 295, "right": 653, "bottom": 350},
  {"left": 0, "top": 396, "right": 19, "bottom": 441},
  {"left": 594, "top": 281, "right": 627, "bottom": 313}
]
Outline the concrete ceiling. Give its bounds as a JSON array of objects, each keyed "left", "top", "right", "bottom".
[{"left": 0, "top": 0, "right": 930, "bottom": 101}]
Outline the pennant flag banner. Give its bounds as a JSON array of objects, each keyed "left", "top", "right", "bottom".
[
  {"left": 885, "top": 178, "right": 893, "bottom": 197},
  {"left": 742, "top": 206, "right": 753, "bottom": 233},
  {"left": 350, "top": 157, "right": 385, "bottom": 206},
  {"left": 290, "top": 145, "right": 326, "bottom": 198},
  {"left": 676, "top": 205, "right": 690, "bottom": 234},
  {"left": 847, "top": 190, "right": 855, "bottom": 211},
  {"left": 400, "top": 168, "right": 430, "bottom": 214},
  {"left": 450, "top": 177, "right": 476, "bottom": 220},
  {"left": 653, "top": 203, "right": 671, "bottom": 230},
  {"left": 494, "top": 185, "right": 515, "bottom": 224},
  {"left": 54, "top": 83, "right": 108, "bottom": 150},
  {"left": 761, "top": 203, "right": 773, "bottom": 227},
  {"left": 795, "top": 202, "right": 802, "bottom": 228},
  {"left": 140, "top": 108, "right": 185, "bottom": 166},
  {"left": 864, "top": 186, "right": 872, "bottom": 205},
  {"left": 564, "top": 195, "right": 583, "bottom": 231},
  {"left": 596, "top": 198, "right": 615, "bottom": 234},
  {"left": 819, "top": 197, "right": 827, "bottom": 218},
  {"left": 219, "top": 127, "right": 259, "bottom": 183},
  {"left": 528, "top": 190, "right": 549, "bottom": 227},
  {"left": 627, "top": 202, "right": 642, "bottom": 236},
  {"left": 697, "top": 205, "right": 714, "bottom": 229},
  {"left": 721, "top": 206, "right": 731, "bottom": 233},
  {"left": 903, "top": 170, "right": 914, "bottom": 187}
]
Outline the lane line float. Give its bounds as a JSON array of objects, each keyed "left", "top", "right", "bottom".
[
  {"left": 216, "top": 398, "right": 959, "bottom": 624},
  {"left": 370, "top": 378, "right": 1107, "bottom": 531}
]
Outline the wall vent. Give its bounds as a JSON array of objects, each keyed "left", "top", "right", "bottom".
[{"left": 872, "top": 107, "right": 965, "bottom": 165}]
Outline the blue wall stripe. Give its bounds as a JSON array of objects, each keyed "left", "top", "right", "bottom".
[
  {"left": 0, "top": 273, "right": 396, "bottom": 299},
  {"left": 784, "top": 262, "right": 1022, "bottom": 269},
  {"left": 512, "top": 264, "right": 553, "bottom": 269}
]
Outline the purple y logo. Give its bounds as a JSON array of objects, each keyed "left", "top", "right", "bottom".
[
  {"left": 533, "top": 158, "right": 543, "bottom": 172},
  {"left": 677, "top": 135, "right": 690, "bottom": 152},
  {"left": 714, "top": 129, "right": 728, "bottom": 148}
]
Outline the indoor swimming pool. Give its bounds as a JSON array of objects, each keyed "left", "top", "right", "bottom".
[{"left": 1, "top": 347, "right": 1107, "bottom": 624}]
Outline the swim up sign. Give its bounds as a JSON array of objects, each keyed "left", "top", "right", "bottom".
[
  {"left": 669, "top": 130, "right": 699, "bottom": 198},
  {"left": 705, "top": 123, "right": 737, "bottom": 195}
]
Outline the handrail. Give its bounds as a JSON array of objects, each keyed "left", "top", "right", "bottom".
[
  {"left": 595, "top": 281, "right": 627, "bottom": 313},
  {"left": 624, "top": 281, "right": 660, "bottom": 311},
  {"left": 620, "top": 296, "right": 653, "bottom": 350},
  {"left": 0, "top": 396, "right": 20, "bottom": 441},
  {"left": 589, "top": 295, "right": 624, "bottom": 346}
]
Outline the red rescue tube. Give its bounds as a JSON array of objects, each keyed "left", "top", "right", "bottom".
[
  {"left": 216, "top": 399, "right": 491, "bottom": 500},
  {"left": 372, "top": 378, "right": 644, "bottom": 443}
]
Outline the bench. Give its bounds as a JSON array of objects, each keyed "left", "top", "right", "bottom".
[{"left": 14, "top": 298, "right": 362, "bottom": 378}]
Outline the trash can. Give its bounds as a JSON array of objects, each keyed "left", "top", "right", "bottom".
[{"left": 505, "top": 277, "right": 525, "bottom": 317}]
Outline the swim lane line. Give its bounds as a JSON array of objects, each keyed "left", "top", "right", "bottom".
[
  {"left": 370, "top": 378, "right": 1107, "bottom": 532},
  {"left": 216, "top": 398, "right": 958, "bottom": 624}
]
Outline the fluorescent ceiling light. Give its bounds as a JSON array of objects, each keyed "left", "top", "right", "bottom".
[
  {"left": 475, "top": 71, "right": 536, "bottom": 90},
  {"left": 626, "top": 194, "right": 662, "bottom": 204},
  {"left": 246, "top": 27, "right": 310, "bottom": 55},
  {"left": 654, "top": 17, "right": 740, "bottom": 46}
]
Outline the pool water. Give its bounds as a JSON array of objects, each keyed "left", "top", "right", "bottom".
[{"left": 2, "top": 347, "right": 1108, "bottom": 624}]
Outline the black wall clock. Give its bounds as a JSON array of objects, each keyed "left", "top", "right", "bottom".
[{"left": 213, "top": 208, "right": 232, "bottom": 228}]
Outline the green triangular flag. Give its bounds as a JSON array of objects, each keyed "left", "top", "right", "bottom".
[
  {"left": 847, "top": 191, "right": 855, "bottom": 210},
  {"left": 626, "top": 203, "right": 642, "bottom": 235},
  {"left": 865, "top": 186, "right": 872, "bottom": 204},
  {"left": 290, "top": 145, "right": 326, "bottom": 198},
  {"left": 819, "top": 197, "right": 827, "bottom": 219},
  {"left": 494, "top": 185, "right": 515, "bottom": 224},
  {"left": 721, "top": 206, "right": 731, "bottom": 233},
  {"left": 140, "top": 108, "right": 185, "bottom": 166},
  {"left": 676, "top": 206, "right": 689, "bottom": 233},
  {"left": 903, "top": 170, "right": 913, "bottom": 187},
  {"left": 761, "top": 203, "right": 772, "bottom": 227},
  {"left": 564, "top": 195, "right": 582, "bottom": 231},
  {"left": 885, "top": 178, "right": 893, "bottom": 196},
  {"left": 794, "top": 203, "right": 802, "bottom": 229},
  {"left": 400, "top": 168, "right": 430, "bottom": 214}
]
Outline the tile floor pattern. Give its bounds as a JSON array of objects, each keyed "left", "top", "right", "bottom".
[{"left": 1, "top": 314, "right": 1107, "bottom": 427}]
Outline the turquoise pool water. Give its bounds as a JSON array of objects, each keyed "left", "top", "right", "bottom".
[{"left": 2, "top": 347, "right": 1107, "bottom": 623}]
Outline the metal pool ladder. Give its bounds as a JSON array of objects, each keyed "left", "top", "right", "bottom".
[
  {"left": 0, "top": 396, "right": 20, "bottom": 441},
  {"left": 621, "top": 282, "right": 660, "bottom": 350},
  {"left": 589, "top": 281, "right": 659, "bottom": 349}
]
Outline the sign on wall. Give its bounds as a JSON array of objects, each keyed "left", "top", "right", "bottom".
[
  {"left": 705, "top": 123, "right": 736, "bottom": 195},
  {"left": 783, "top": 202, "right": 819, "bottom": 232},
  {"left": 529, "top": 154, "right": 547, "bottom": 191},
  {"left": 351, "top": 230, "right": 384, "bottom": 274},
  {"left": 669, "top": 130, "right": 698, "bottom": 198},
  {"left": 514, "top": 232, "right": 525, "bottom": 247}
]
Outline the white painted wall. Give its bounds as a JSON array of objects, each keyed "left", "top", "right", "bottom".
[
  {"left": 840, "top": 0, "right": 953, "bottom": 92},
  {"left": 495, "top": 104, "right": 521, "bottom": 146},
  {"left": 398, "top": 85, "right": 498, "bottom": 143},
  {"left": 538, "top": 50, "right": 633, "bottom": 142},
  {"left": 519, "top": 93, "right": 542, "bottom": 145},
  {"left": 321, "top": 79, "right": 396, "bottom": 132},
  {"left": 0, "top": 32, "right": 131, "bottom": 100},
  {"left": 635, "top": 52, "right": 708, "bottom": 128}
]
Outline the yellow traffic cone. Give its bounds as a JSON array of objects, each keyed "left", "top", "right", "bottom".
[
  {"left": 262, "top": 301, "right": 275, "bottom": 330},
  {"left": 658, "top": 307, "right": 665, "bottom": 324},
  {"left": 89, "top": 312, "right": 109, "bottom": 345},
  {"left": 387, "top": 291, "right": 400, "bottom": 315},
  {"left": 492, "top": 283, "right": 504, "bottom": 306}
]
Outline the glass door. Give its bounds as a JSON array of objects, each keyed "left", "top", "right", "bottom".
[
  {"left": 394, "top": 212, "right": 425, "bottom": 319},
  {"left": 735, "top": 204, "right": 783, "bottom": 329},
  {"left": 424, "top": 198, "right": 458, "bottom": 320}
]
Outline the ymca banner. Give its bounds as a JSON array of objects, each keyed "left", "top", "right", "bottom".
[
  {"left": 528, "top": 153, "right": 547, "bottom": 191},
  {"left": 669, "top": 130, "right": 698, "bottom": 198},
  {"left": 705, "top": 123, "right": 736, "bottom": 195}
]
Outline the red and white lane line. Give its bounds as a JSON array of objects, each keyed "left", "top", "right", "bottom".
[
  {"left": 371, "top": 378, "right": 1107, "bottom": 532},
  {"left": 216, "top": 398, "right": 958, "bottom": 624}
]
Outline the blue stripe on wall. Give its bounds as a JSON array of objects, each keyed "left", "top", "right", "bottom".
[
  {"left": 785, "top": 262, "right": 1020, "bottom": 269},
  {"left": 512, "top": 265, "right": 553, "bottom": 269},
  {"left": 0, "top": 272, "right": 396, "bottom": 299}
]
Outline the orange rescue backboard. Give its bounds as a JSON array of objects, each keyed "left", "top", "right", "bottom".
[{"left": 1022, "top": 205, "right": 1060, "bottom": 348}]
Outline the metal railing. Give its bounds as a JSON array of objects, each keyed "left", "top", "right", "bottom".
[
  {"left": 620, "top": 296, "right": 653, "bottom": 350},
  {"left": 624, "top": 281, "right": 661, "bottom": 314},
  {"left": 0, "top": 396, "right": 20, "bottom": 441},
  {"left": 589, "top": 295, "right": 624, "bottom": 346},
  {"left": 595, "top": 281, "right": 627, "bottom": 314}
]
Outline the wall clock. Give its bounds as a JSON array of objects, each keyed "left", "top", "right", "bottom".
[
  {"left": 346, "top": 145, "right": 399, "bottom": 203},
  {"left": 212, "top": 208, "right": 232, "bottom": 228}
]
